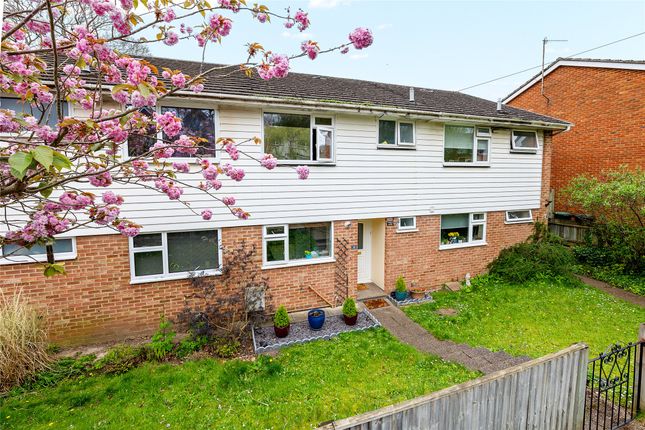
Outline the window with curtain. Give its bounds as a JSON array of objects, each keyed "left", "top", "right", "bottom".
[
  {"left": 440, "top": 213, "right": 486, "bottom": 246},
  {"left": 444, "top": 125, "right": 490, "bottom": 163}
]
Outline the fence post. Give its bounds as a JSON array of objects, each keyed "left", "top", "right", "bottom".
[{"left": 639, "top": 324, "right": 645, "bottom": 412}]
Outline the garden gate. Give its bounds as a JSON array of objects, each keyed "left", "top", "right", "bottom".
[{"left": 584, "top": 341, "right": 643, "bottom": 430}]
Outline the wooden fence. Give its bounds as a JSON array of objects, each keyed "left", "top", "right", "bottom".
[{"left": 318, "top": 343, "right": 589, "bottom": 430}]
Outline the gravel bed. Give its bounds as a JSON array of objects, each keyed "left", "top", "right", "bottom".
[
  {"left": 252, "top": 310, "right": 380, "bottom": 353},
  {"left": 391, "top": 294, "right": 434, "bottom": 307}
]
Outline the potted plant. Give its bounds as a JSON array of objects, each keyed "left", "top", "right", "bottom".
[
  {"left": 409, "top": 281, "right": 425, "bottom": 300},
  {"left": 448, "top": 232, "right": 459, "bottom": 244},
  {"left": 342, "top": 298, "right": 358, "bottom": 326},
  {"left": 273, "top": 305, "right": 290, "bottom": 338},
  {"left": 304, "top": 250, "right": 313, "bottom": 259},
  {"left": 395, "top": 276, "right": 408, "bottom": 301},
  {"left": 308, "top": 308, "right": 326, "bottom": 330}
]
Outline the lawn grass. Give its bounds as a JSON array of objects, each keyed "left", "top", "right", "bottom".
[
  {"left": 403, "top": 276, "right": 645, "bottom": 358},
  {"left": 0, "top": 328, "right": 478, "bottom": 430}
]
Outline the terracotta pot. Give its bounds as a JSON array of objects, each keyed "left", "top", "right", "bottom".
[
  {"left": 274, "top": 324, "right": 290, "bottom": 338},
  {"left": 343, "top": 314, "right": 358, "bottom": 326},
  {"left": 410, "top": 290, "right": 426, "bottom": 300}
]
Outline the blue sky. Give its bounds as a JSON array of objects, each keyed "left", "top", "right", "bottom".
[{"left": 149, "top": 0, "right": 645, "bottom": 101}]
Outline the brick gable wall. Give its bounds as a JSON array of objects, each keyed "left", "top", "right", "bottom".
[{"left": 507, "top": 66, "right": 645, "bottom": 213}]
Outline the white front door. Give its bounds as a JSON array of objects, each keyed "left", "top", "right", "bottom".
[{"left": 357, "top": 221, "right": 372, "bottom": 283}]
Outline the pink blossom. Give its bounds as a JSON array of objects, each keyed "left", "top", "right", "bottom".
[
  {"left": 190, "top": 83, "right": 204, "bottom": 93},
  {"left": 208, "top": 14, "right": 233, "bottom": 37},
  {"left": 257, "top": 13, "right": 267, "bottom": 23},
  {"left": 232, "top": 207, "right": 249, "bottom": 220},
  {"left": 152, "top": 142, "right": 175, "bottom": 159},
  {"left": 218, "top": 0, "right": 240, "bottom": 12},
  {"left": 163, "top": 8, "right": 176, "bottom": 22},
  {"left": 301, "top": 40, "right": 320, "bottom": 60},
  {"left": 102, "top": 191, "right": 124, "bottom": 205},
  {"left": 284, "top": 20, "right": 294, "bottom": 29},
  {"left": 224, "top": 142, "right": 239, "bottom": 160},
  {"left": 164, "top": 31, "right": 179, "bottom": 46},
  {"left": 172, "top": 162, "right": 190, "bottom": 173},
  {"left": 260, "top": 154, "right": 278, "bottom": 170},
  {"left": 201, "top": 210, "right": 213, "bottom": 220},
  {"left": 296, "top": 165, "right": 310, "bottom": 180},
  {"left": 87, "top": 168, "right": 113, "bottom": 187},
  {"left": 170, "top": 72, "right": 187, "bottom": 88},
  {"left": 202, "top": 164, "right": 219, "bottom": 180},
  {"left": 90, "top": 205, "right": 120, "bottom": 225},
  {"left": 222, "top": 196, "right": 236, "bottom": 206},
  {"left": 166, "top": 184, "right": 183, "bottom": 200},
  {"left": 155, "top": 111, "right": 182, "bottom": 137},
  {"left": 173, "top": 135, "right": 198, "bottom": 155},
  {"left": 59, "top": 192, "right": 94, "bottom": 210},
  {"left": 119, "top": 0, "right": 133, "bottom": 10},
  {"left": 340, "top": 46, "right": 349, "bottom": 54},
  {"left": 0, "top": 111, "right": 19, "bottom": 133},
  {"left": 257, "top": 54, "right": 289, "bottom": 80},
  {"left": 349, "top": 27, "right": 373, "bottom": 50},
  {"left": 294, "top": 10, "right": 310, "bottom": 31},
  {"left": 116, "top": 220, "right": 140, "bottom": 237},
  {"left": 25, "top": 20, "right": 51, "bottom": 34}
]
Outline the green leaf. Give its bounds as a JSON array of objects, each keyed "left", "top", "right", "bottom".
[
  {"left": 39, "top": 184, "right": 53, "bottom": 199},
  {"left": 43, "top": 263, "right": 66, "bottom": 277},
  {"left": 111, "top": 83, "right": 135, "bottom": 95},
  {"left": 52, "top": 152, "right": 72, "bottom": 170},
  {"left": 32, "top": 146, "right": 54, "bottom": 170},
  {"left": 138, "top": 82, "right": 151, "bottom": 97},
  {"left": 8, "top": 151, "right": 34, "bottom": 180}
]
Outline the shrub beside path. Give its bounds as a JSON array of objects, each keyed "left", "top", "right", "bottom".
[
  {"left": 370, "top": 304, "right": 530, "bottom": 374},
  {"left": 577, "top": 275, "right": 645, "bottom": 307}
]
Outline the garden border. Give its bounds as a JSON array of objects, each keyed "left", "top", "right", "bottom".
[{"left": 252, "top": 309, "right": 381, "bottom": 353}]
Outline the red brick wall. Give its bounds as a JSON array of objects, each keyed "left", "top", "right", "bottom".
[
  {"left": 0, "top": 220, "right": 357, "bottom": 346},
  {"left": 507, "top": 66, "right": 645, "bottom": 213},
  {"left": 382, "top": 212, "right": 535, "bottom": 292}
]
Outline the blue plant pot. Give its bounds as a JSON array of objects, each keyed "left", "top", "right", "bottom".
[
  {"left": 308, "top": 309, "right": 326, "bottom": 330},
  {"left": 395, "top": 291, "right": 408, "bottom": 301}
]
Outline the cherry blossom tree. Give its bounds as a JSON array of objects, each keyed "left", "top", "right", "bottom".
[{"left": 0, "top": 0, "right": 373, "bottom": 275}]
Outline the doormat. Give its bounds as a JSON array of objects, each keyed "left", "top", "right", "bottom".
[
  {"left": 363, "top": 298, "right": 389, "bottom": 310},
  {"left": 357, "top": 284, "right": 369, "bottom": 291}
]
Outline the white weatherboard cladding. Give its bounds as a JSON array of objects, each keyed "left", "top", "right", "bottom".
[{"left": 5, "top": 104, "right": 544, "bottom": 237}]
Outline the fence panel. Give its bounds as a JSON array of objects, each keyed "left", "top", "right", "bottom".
[{"left": 318, "top": 344, "right": 589, "bottom": 430}]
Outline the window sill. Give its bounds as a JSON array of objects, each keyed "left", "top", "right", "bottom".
[
  {"left": 505, "top": 220, "right": 534, "bottom": 225},
  {"left": 510, "top": 149, "right": 538, "bottom": 154},
  {"left": 396, "top": 228, "right": 418, "bottom": 234},
  {"left": 130, "top": 269, "right": 221, "bottom": 285},
  {"left": 0, "top": 253, "right": 77, "bottom": 265},
  {"left": 439, "top": 241, "right": 487, "bottom": 251},
  {"left": 443, "top": 162, "right": 490, "bottom": 168},
  {"left": 276, "top": 161, "right": 336, "bottom": 167},
  {"left": 262, "top": 257, "right": 335, "bottom": 270},
  {"left": 377, "top": 144, "right": 416, "bottom": 150}
]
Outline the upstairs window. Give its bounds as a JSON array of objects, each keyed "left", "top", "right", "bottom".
[
  {"left": 263, "top": 112, "right": 334, "bottom": 163},
  {"left": 0, "top": 238, "right": 76, "bottom": 264},
  {"left": 0, "top": 97, "right": 69, "bottom": 129},
  {"left": 511, "top": 130, "right": 538, "bottom": 153},
  {"left": 263, "top": 222, "right": 333, "bottom": 265},
  {"left": 378, "top": 119, "right": 415, "bottom": 147},
  {"left": 444, "top": 125, "right": 490, "bottom": 164},
  {"left": 130, "top": 230, "right": 220, "bottom": 282},
  {"left": 440, "top": 213, "right": 486, "bottom": 248},
  {"left": 127, "top": 105, "right": 217, "bottom": 158}
]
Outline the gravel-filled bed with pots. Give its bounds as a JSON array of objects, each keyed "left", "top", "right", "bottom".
[
  {"left": 252, "top": 310, "right": 380, "bottom": 353},
  {"left": 390, "top": 292, "right": 434, "bottom": 307}
]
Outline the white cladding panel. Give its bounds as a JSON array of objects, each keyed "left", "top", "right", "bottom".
[{"left": 5, "top": 104, "right": 545, "bottom": 236}]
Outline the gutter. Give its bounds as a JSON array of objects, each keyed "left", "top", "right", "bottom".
[{"left": 172, "top": 90, "right": 572, "bottom": 130}]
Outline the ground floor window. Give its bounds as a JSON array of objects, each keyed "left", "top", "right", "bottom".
[
  {"left": 263, "top": 222, "right": 333, "bottom": 265},
  {"left": 440, "top": 213, "right": 486, "bottom": 247},
  {"left": 505, "top": 210, "right": 533, "bottom": 223},
  {"left": 398, "top": 216, "right": 417, "bottom": 231},
  {"left": 0, "top": 238, "right": 76, "bottom": 264},
  {"left": 129, "top": 230, "right": 221, "bottom": 282}
]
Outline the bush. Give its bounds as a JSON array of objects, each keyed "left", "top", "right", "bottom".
[
  {"left": 146, "top": 317, "right": 176, "bottom": 361},
  {"left": 212, "top": 337, "right": 241, "bottom": 358},
  {"left": 95, "top": 345, "right": 146, "bottom": 375},
  {"left": 395, "top": 276, "right": 407, "bottom": 293},
  {"left": 489, "top": 224, "right": 575, "bottom": 284},
  {"left": 175, "top": 335, "right": 209, "bottom": 358},
  {"left": 342, "top": 298, "right": 357, "bottom": 318},
  {"left": 0, "top": 290, "right": 50, "bottom": 392},
  {"left": 273, "top": 306, "right": 290, "bottom": 328}
]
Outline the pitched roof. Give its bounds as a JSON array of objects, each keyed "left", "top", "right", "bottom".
[
  {"left": 503, "top": 57, "right": 645, "bottom": 103},
  {"left": 139, "top": 56, "right": 569, "bottom": 127}
]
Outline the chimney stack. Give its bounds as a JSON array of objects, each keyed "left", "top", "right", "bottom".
[{"left": 496, "top": 98, "right": 503, "bottom": 112}]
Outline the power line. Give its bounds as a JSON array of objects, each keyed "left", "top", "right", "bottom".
[{"left": 457, "top": 31, "right": 645, "bottom": 92}]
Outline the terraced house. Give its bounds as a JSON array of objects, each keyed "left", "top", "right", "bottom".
[{"left": 1, "top": 57, "right": 570, "bottom": 344}]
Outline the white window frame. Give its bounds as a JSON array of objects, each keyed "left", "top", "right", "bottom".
[
  {"left": 123, "top": 100, "right": 219, "bottom": 162},
  {"left": 439, "top": 212, "right": 487, "bottom": 250},
  {"left": 511, "top": 130, "right": 539, "bottom": 153},
  {"left": 0, "top": 237, "right": 77, "bottom": 265},
  {"left": 261, "top": 110, "right": 336, "bottom": 165},
  {"left": 129, "top": 229, "right": 222, "bottom": 284},
  {"left": 505, "top": 210, "right": 533, "bottom": 224},
  {"left": 397, "top": 216, "right": 417, "bottom": 232},
  {"left": 262, "top": 222, "right": 335, "bottom": 268},
  {"left": 377, "top": 118, "right": 416, "bottom": 148},
  {"left": 443, "top": 124, "right": 491, "bottom": 166}
]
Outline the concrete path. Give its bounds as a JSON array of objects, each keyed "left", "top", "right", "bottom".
[
  {"left": 370, "top": 304, "right": 530, "bottom": 374},
  {"left": 577, "top": 275, "right": 645, "bottom": 307}
]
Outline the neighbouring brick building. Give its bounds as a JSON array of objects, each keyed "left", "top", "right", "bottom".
[
  {"left": 1, "top": 57, "right": 567, "bottom": 345},
  {"left": 504, "top": 58, "right": 645, "bottom": 218}
]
